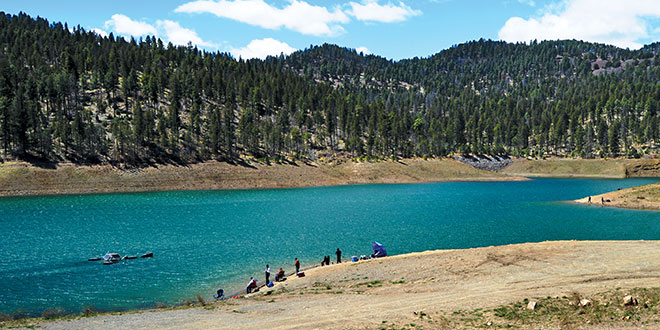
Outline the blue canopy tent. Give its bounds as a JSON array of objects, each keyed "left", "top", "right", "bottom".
[{"left": 372, "top": 241, "right": 387, "bottom": 258}]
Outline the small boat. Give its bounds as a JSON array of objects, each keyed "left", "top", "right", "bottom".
[
  {"left": 103, "top": 253, "right": 122, "bottom": 265},
  {"left": 88, "top": 257, "right": 102, "bottom": 261},
  {"left": 123, "top": 256, "right": 138, "bottom": 260},
  {"left": 140, "top": 252, "right": 153, "bottom": 258}
]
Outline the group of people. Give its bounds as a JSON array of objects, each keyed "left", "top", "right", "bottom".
[
  {"left": 243, "top": 249, "right": 342, "bottom": 294},
  {"left": 321, "top": 248, "right": 342, "bottom": 266},
  {"left": 587, "top": 196, "right": 607, "bottom": 205}
]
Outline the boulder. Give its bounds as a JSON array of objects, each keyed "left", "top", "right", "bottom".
[
  {"left": 579, "top": 299, "right": 592, "bottom": 307},
  {"left": 526, "top": 301, "right": 537, "bottom": 310},
  {"left": 622, "top": 295, "right": 638, "bottom": 306}
]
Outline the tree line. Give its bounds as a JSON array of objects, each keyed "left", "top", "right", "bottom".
[{"left": 1, "top": 12, "right": 660, "bottom": 166}]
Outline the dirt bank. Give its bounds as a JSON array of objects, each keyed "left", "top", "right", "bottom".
[
  {"left": 0, "top": 158, "right": 524, "bottom": 197},
  {"left": 500, "top": 158, "right": 660, "bottom": 178},
  {"left": 575, "top": 183, "right": 660, "bottom": 211},
  {"left": 13, "top": 241, "right": 660, "bottom": 330}
]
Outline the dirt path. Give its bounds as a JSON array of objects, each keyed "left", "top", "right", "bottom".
[{"left": 27, "top": 241, "right": 660, "bottom": 329}]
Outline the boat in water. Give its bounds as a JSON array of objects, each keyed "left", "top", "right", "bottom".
[
  {"left": 103, "top": 253, "right": 121, "bottom": 265},
  {"left": 140, "top": 252, "right": 153, "bottom": 258}
]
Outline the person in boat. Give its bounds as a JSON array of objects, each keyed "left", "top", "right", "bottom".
[
  {"left": 275, "top": 268, "right": 285, "bottom": 281},
  {"left": 336, "top": 248, "right": 342, "bottom": 263},
  {"left": 246, "top": 277, "right": 257, "bottom": 294}
]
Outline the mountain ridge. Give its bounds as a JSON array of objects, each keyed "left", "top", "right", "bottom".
[{"left": 1, "top": 12, "right": 660, "bottom": 167}]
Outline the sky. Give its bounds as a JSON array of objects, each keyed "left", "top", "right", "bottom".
[{"left": 3, "top": 0, "right": 660, "bottom": 60}]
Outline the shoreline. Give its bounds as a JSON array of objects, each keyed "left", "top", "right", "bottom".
[
  {"left": 0, "top": 158, "right": 527, "bottom": 198},
  {"left": 9, "top": 240, "right": 660, "bottom": 329},
  {"left": 574, "top": 182, "right": 660, "bottom": 211}
]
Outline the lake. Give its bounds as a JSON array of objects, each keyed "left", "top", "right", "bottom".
[{"left": 1, "top": 177, "right": 659, "bottom": 316}]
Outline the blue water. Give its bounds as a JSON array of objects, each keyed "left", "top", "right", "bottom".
[{"left": 1, "top": 178, "right": 659, "bottom": 316}]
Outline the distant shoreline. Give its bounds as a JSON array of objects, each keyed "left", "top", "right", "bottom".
[
  {"left": 3, "top": 157, "right": 660, "bottom": 198},
  {"left": 0, "top": 158, "right": 526, "bottom": 198},
  {"left": 574, "top": 182, "right": 660, "bottom": 211}
]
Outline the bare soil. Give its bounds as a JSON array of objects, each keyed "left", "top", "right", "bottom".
[
  {"left": 0, "top": 158, "right": 523, "bottom": 197},
  {"left": 575, "top": 183, "right": 660, "bottom": 211}
]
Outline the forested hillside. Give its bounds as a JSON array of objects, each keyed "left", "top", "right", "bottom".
[{"left": 2, "top": 12, "right": 660, "bottom": 166}]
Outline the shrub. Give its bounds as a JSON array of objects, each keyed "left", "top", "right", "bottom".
[
  {"left": 41, "top": 307, "right": 66, "bottom": 319},
  {"left": 82, "top": 306, "right": 97, "bottom": 316},
  {"left": 196, "top": 295, "right": 206, "bottom": 306}
]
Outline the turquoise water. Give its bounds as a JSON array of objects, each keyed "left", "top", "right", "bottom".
[{"left": 1, "top": 177, "right": 660, "bottom": 316}]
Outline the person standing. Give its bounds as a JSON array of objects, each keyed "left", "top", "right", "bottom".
[
  {"left": 295, "top": 258, "right": 300, "bottom": 273},
  {"left": 265, "top": 264, "right": 271, "bottom": 284},
  {"left": 336, "top": 248, "right": 342, "bottom": 263}
]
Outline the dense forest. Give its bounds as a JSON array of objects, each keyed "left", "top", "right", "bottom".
[{"left": 2, "top": 12, "right": 660, "bottom": 166}]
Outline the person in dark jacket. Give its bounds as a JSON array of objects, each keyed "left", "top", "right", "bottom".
[{"left": 336, "top": 248, "right": 342, "bottom": 263}]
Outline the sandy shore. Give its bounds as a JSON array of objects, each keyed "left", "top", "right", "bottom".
[
  {"left": 0, "top": 158, "right": 525, "bottom": 197},
  {"left": 15, "top": 241, "right": 660, "bottom": 330},
  {"left": 575, "top": 183, "right": 660, "bottom": 211}
]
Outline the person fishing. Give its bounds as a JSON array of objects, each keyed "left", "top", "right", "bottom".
[
  {"left": 246, "top": 277, "right": 257, "bottom": 294},
  {"left": 276, "top": 268, "right": 285, "bottom": 281}
]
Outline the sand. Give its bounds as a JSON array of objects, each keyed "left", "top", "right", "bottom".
[{"left": 20, "top": 241, "right": 660, "bottom": 330}]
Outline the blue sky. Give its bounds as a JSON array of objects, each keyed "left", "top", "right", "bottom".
[{"left": 3, "top": 0, "right": 660, "bottom": 60}]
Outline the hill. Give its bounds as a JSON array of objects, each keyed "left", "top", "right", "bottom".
[{"left": 2, "top": 12, "right": 660, "bottom": 167}]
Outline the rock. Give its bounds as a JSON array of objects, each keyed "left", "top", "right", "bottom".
[
  {"left": 622, "top": 295, "right": 638, "bottom": 306},
  {"left": 580, "top": 299, "right": 592, "bottom": 307},
  {"left": 644, "top": 300, "right": 652, "bottom": 308},
  {"left": 453, "top": 155, "right": 512, "bottom": 172},
  {"left": 526, "top": 301, "right": 537, "bottom": 310}
]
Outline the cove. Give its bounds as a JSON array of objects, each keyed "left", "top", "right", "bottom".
[{"left": 1, "top": 177, "right": 659, "bottom": 316}]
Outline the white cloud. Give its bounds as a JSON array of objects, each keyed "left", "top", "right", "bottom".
[
  {"left": 157, "top": 20, "right": 216, "bottom": 47},
  {"left": 102, "top": 14, "right": 215, "bottom": 48},
  {"left": 91, "top": 28, "right": 108, "bottom": 38},
  {"left": 499, "top": 0, "right": 660, "bottom": 49},
  {"left": 175, "top": 0, "right": 349, "bottom": 36},
  {"left": 231, "top": 38, "right": 296, "bottom": 59},
  {"left": 356, "top": 46, "right": 371, "bottom": 54},
  {"left": 104, "top": 14, "right": 157, "bottom": 37},
  {"left": 348, "top": 0, "right": 421, "bottom": 23}
]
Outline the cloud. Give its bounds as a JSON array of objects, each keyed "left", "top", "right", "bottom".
[
  {"left": 499, "top": 0, "right": 660, "bottom": 49},
  {"left": 231, "top": 38, "right": 296, "bottom": 59},
  {"left": 175, "top": 0, "right": 349, "bottom": 36},
  {"left": 356, "top": 46, "right": 371, "bottom": 54},
  {"left": 157, "top": 20, "right": 216, "bottom": 47},
  {"left": 91, "top": 28, "right": 109, "bottom": 37},
  {"left": 104, "top": 14, "right": 157, "bottom": 37},
  {"left": 101, "top": 14, "right": 215, "bottom": 48},
  {"left": 348, "top": 0, "right": 421, "bottom": 23}
]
